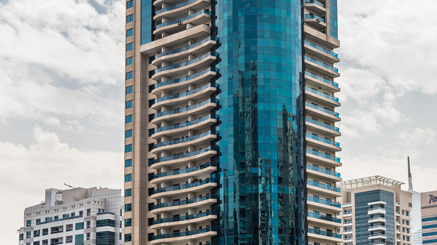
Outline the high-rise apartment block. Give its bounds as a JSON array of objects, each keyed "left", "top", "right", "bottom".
[
  {"left": 420, "top": 190, "right": 437, "bottom": 245},
  {"left": 124, "top": 0, "right": 341, "bottom": 244},
  {"left": 18, "top": 187, "right": 124, "bottom": 245},
  {"left": 340, "top": 176, "right": 412, "bottom": 245}
]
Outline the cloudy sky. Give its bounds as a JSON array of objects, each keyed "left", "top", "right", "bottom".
[{"left": 1, "top": 0, "right": 436, "bottom": 243}]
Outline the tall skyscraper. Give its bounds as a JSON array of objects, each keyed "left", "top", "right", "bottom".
[
  {"left": 123, "top": 0, "right": 341, "bottom": 244},
  {"left": 408, "top": 157, "right": 423, "bottom": 245},
  {"left": 340, "top": 176, "right": 413, "bottom": 245}
]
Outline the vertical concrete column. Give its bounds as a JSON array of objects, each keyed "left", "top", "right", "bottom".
[
  {"left": 188, "top": 69, "right": 195, "bottom": 76},
  {"left": 188, "top": 54, "right": 195, "bottom": 61}
]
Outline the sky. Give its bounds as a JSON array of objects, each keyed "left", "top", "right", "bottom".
[{"left": 1, "top": 0, "right": 437, "bottom": 243}]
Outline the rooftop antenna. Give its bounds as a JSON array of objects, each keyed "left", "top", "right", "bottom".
[
  {"left": 408, "top": 156, "right": 413, "bottom": 191},
  {"left": 64, "top": 182, "right": 75, "bottom": 189}
]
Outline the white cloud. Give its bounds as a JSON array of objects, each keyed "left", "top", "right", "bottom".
[{"left": 0, "top": 126, "right": 122, "bottom": 242}]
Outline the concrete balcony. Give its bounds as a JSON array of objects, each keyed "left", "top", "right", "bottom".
[
  {"left": 304, "top": 0, "right": 326, "bottom": 15},
  {"left": 306, "top": 149, "right": 341, "bottom": 167},
  {"left": 150, "top": 146, "right": 218, "bottom": 169},
  {"left": 304, "top": 40, "right": 339, "bottom": 64},
  {"left": 152, "top": 84, "right": 217, "bottom": 110},
  {"left": 151, "top": 99, "right": 217, "bottom": 125},
  {"left": 305, "top": 86, "right": 340, "bottom": 107},
  {"left": 368, "top": 233, "right": 387, "bottom": 240},
  {"left": 307, "top": 196, "right": 342, "bottom": 212},
  {"left": 152, "top": 115, "right": 217, "bottom": 139},
  {"left": 305, "top": 71, "right": 340, "bottom": 92},
  {"left": 305, "top": 102, "right": 340, "bottom": 122},
  {"left": 368, "top": 207, "right": 386, "bottom": 215},
  {"left": 151, "top": 211, "right": 217, "bottom": 229},
  {"left": 304, "top": 25, "right": 340, "bottom": 49},
  {"left": 305, "top": 56, "right": 339, "bottom": 78},
  {"left": 151, "top": 195, "right": 216, "bottom": 214},
  {"left": 152, "top": 69, "right": 217, "bottom": 95},
  {"left": 154, "top": 0, "right": 211, "bottom": 22},
  {"left": 307, "top": 228, "right": 342, "bottom": 243},
  {"left": 151, "top": 162, "right": 218, "bottom": 184},
  {"left": 304, "top": 14, "right": 327, "bottom": 31},
  {"left": 151, "top": 227, "right": 217, "bottom": 244},
  {"left": 306, "top": 164, "right": 341, "bottom": 182},
  {"left": 369, "top": 225, "right": 386, "bottom": 232},
  {"left": 151, "top": 179, "right": 217, "bottom": 199},
  {"left": 154, "top": 10, "right": 211, "bottom": 37},
  {"left": 307, "top": 212, "right": 342, "bottom": 227},
  {"left": 152, "top": 53, "right": 217, "bottom": 82},
  {"left": 368, "top": 217, "right": 386, "bottom": 223},
  {"left": 305, "top": 118, "right": 341, "bottom": 137},
  {"left": 151, "top": 131, "right": 218, "bottom": 155},
  {"left": 307, "top": 181, "right": 342, "bottom": 197},
  {"left": 141, "top": 25, "right": 211, "bottom": 55},
  {"left": 152, "top": 37, "right": 216, "bottom": 67},
  {"left": 306, "top": 133, "right": 341, "bottom": 152}
]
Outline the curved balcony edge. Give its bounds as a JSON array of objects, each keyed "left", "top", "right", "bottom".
[{"left": 151, "top": 182, "right": 217, "bottom": 199}]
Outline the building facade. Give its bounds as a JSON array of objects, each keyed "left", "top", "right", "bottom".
[
  {"left": 18, "top": 187, "right": 123, "bottom": 245},
  {"left": 124, "top": 0, "right": 341, "bottom": 244},
  {"left": 340, "top": 176, "right": 413, "bottom": 245},
  {"left": 420, "top": 190, "right": 437, "bottom": 245}
]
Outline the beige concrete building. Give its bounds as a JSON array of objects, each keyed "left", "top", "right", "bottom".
[
  {"left": 340, "top": 176, "right": 413, "bottom": 245},
  {"left": 420, "top": 190, "right": 437, "bottom": 245},
  {"left": 124, "top": 0, "right": 342, "bottom": 244}
]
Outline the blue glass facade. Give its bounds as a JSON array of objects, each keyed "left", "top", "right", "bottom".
[
  {"left": 213, "top": 0, "right": 305, "bottom": 244},
  {"left": 141, "top": 0, "right": 152, "bottom": 44},
  {"left": 329, "top": 0, "right": 338, "bottom": 39},
  {"left": 355, "top": 190, "right": 395, "bottom": 245}
]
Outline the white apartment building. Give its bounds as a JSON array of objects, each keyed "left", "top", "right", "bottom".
[{"left": 18, "top": 187, "right": 123, "bottom": 245}]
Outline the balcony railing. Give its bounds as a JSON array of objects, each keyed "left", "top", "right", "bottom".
[
  {"left": 369, "top": 216, "right": 386, "bottom": 221},
  {"left": 305, "top": 71, "right": 339, "bottom": 87},
  {"left": 305, "top": 56, "right": 338, "bottom": 72},
  {"left": 156, "top": 0, "right": 201, "bottom": 14},
  {"left": 155, "top": 114, "right": 218, "bottom": 133},
  {"left": 369, "top": 207, "right": 385, "bottom": 211},
  {"left": 150, "top": 146, "right": 218, "bottom": 166},
  {"left": 153, "top": 131, "right": 216, "bottom": 149},
  {"left": 308, "top": 228, "right": 341, "bottom": 238},
  {"left": 344, "top": 209, "right": 352, "bottom": 215},
  {"left": 155, "top": 52, "right": 216, "bottom": 74},
  {"left": 304, "top": 0, "right": 325, "bottom": 8},
  {"left": 153, "top": 226, "right": 217, "bottom": 240},
  {"left": 304, "top": 14, "right": 325, "bottom": 23},
  {"left": 155, "top": 68, "right": 213, "bottom": 89},
  {"left": 307, "top": 196, "right": 341, "bottom": 208},
  {"left": 153, "top": 210, "right": 215, "bottom": 225},
  {"left": 153, "top": 193, "right": 215, "bottom": 210},
  {"left": 154, "top": 162, "right": 218, "bottom": 179},
  {"left": 306, "top": 148, "right": 341, "bottom": 162},
  {"left": 304, "top": 40, "right": 337, "bottom": 58},
  {"left": 154, "top": 99, "right": 217, "bottom": 119},
  {"left": 308, "top": 212, "right": 341, "bottom": 223},
  {"left": 153, "top": 177, "right": 216, "bottom": 194},
  {"left": 307, "top": 180, "right": 341, "bottom": 192},
  {"left": 156, "top": 10, "right": 210, "bottom": 29},
  {"left": 305, "top": 102, "right": 339, "bottom": 117},
  {"left": 37, "top": 215, "right": 83, "bottom": 225},
  {"left": 369, "top": 225, "right": 386, "bottom": 229},
  {"left": 155, "top": 37, "right": 216, "bottom": 59},
  {"left": 306, "top": 133, "right": 340, "bottom": 147},
  {"left": 305, "top": 86, "right": 339, "bottom": 102},
  {"left": 307, "top": 164, "right": 340, "bottom": 177},
  {"left": 305, "top": 117, "right": 339, "bottom": 132},
  {"left": 156, "top": 84, "right": 216, "bottom": 103},
  {"left": 370, "top": 232, "right": 386, "bottom": 237}
]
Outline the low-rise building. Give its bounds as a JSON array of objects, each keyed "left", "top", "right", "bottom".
[
  {"left": 340, "top": 176, "right": 412, "bottom": 245},
  {"left": 18, "top": 187, "right": 123, "bottom": 245}
]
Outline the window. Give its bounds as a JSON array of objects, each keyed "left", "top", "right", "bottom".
[
  {"left": 126, "top": 115, "right": 133, "bottom": 124},
  {"left": 125, "top": 174, "right": 132, "bottom": 182},
  {"left": 26, "top": 231, "right": 31, "bottom": 238},
  {"left": 86, "top": 221, "right": 91, "bottom": 228},
  {"left": 126, "top": 42, "right": 133, "bottom": 52},
  {"left": 125, "top": 159, "right": 132, "bottom": 167},
  {"left": 79, "top": 211, "right": 83, "bottom": 216},
  {"left": 126, "top": 0, "right": 133, "bottom": 9},
  {"left": 33, "top": 242, "right": 40, "bottom": 245},
  {"left": 126, "top": 129, "right": 133, "bottom": 138},
  {"left": 125, "top": 219, "right": 132, "bottom": 227},
  {"left": 402, "top": 219, "right": 405, "bottom": 224},
  {"left": 126, "top": 14, "right": 133, "bottom": 23},
  {"left": 71, "top": 212, "right": 75, "bottom": 217},
  {"left": 148, "top": 129, "right": 154, "bottom": 136},
  {"left": 126, "top": 100, "right": 133, "bottom": 109},
  {"left": 406, "top": 220, "right": 410, "bottom": 225},
  {"left": 36, "top": 219, "right": 41, "bottom": 224},
  {"left": 125, "top": 204, "right": 132, "bottom": 212},
  {"left": 75, "top": 222, "right": 84, "bottom": 230},
  {"left": 125, "top": 234, "right": 132, "bottom": 242},
  {"left": 126, "top": 86, "right": 133, "bottom": 94},
  {"left": 87, "top": 209, "right": 91, "bottom": 216},
  {"left": 126, "top": 71, "right": 133, "bottom": 80},
  {"left": 126, "top": 57, "right": 133, "bottom": 66},
  {"left": 148, "top": 218, "right": 154, "bottom": 226},
  {"left": 126, "top": 28, "right": 133, "bottom": 37},
  {"left": 26, "top": 220, "right": 31, "bottom": 227},
  {"left": 34, "top": 230, "right": 40, "bottom": 237},
  {"left": 54, "top": 216, "right": 58, "bottom": 220},
  {"left": 63, "top": 214, "right": 69, "bottom": 218},
  {"left": 125, "top": 188, "right": 132, "bottom": 197},
  {"left": 75, "top": 234, "right": 84, "bottom": 244},
  {"left": 125, "top": 144, "right": 133, "bottom": 153},
  {"left": 86, "top": 233, "right": 90, "bottom": 240},
  {"left": 406, "top": 211, "right": 409, "bottom": 216},
  {"left": 19, "top": 234, "right": 23, "bottom": 241}
]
